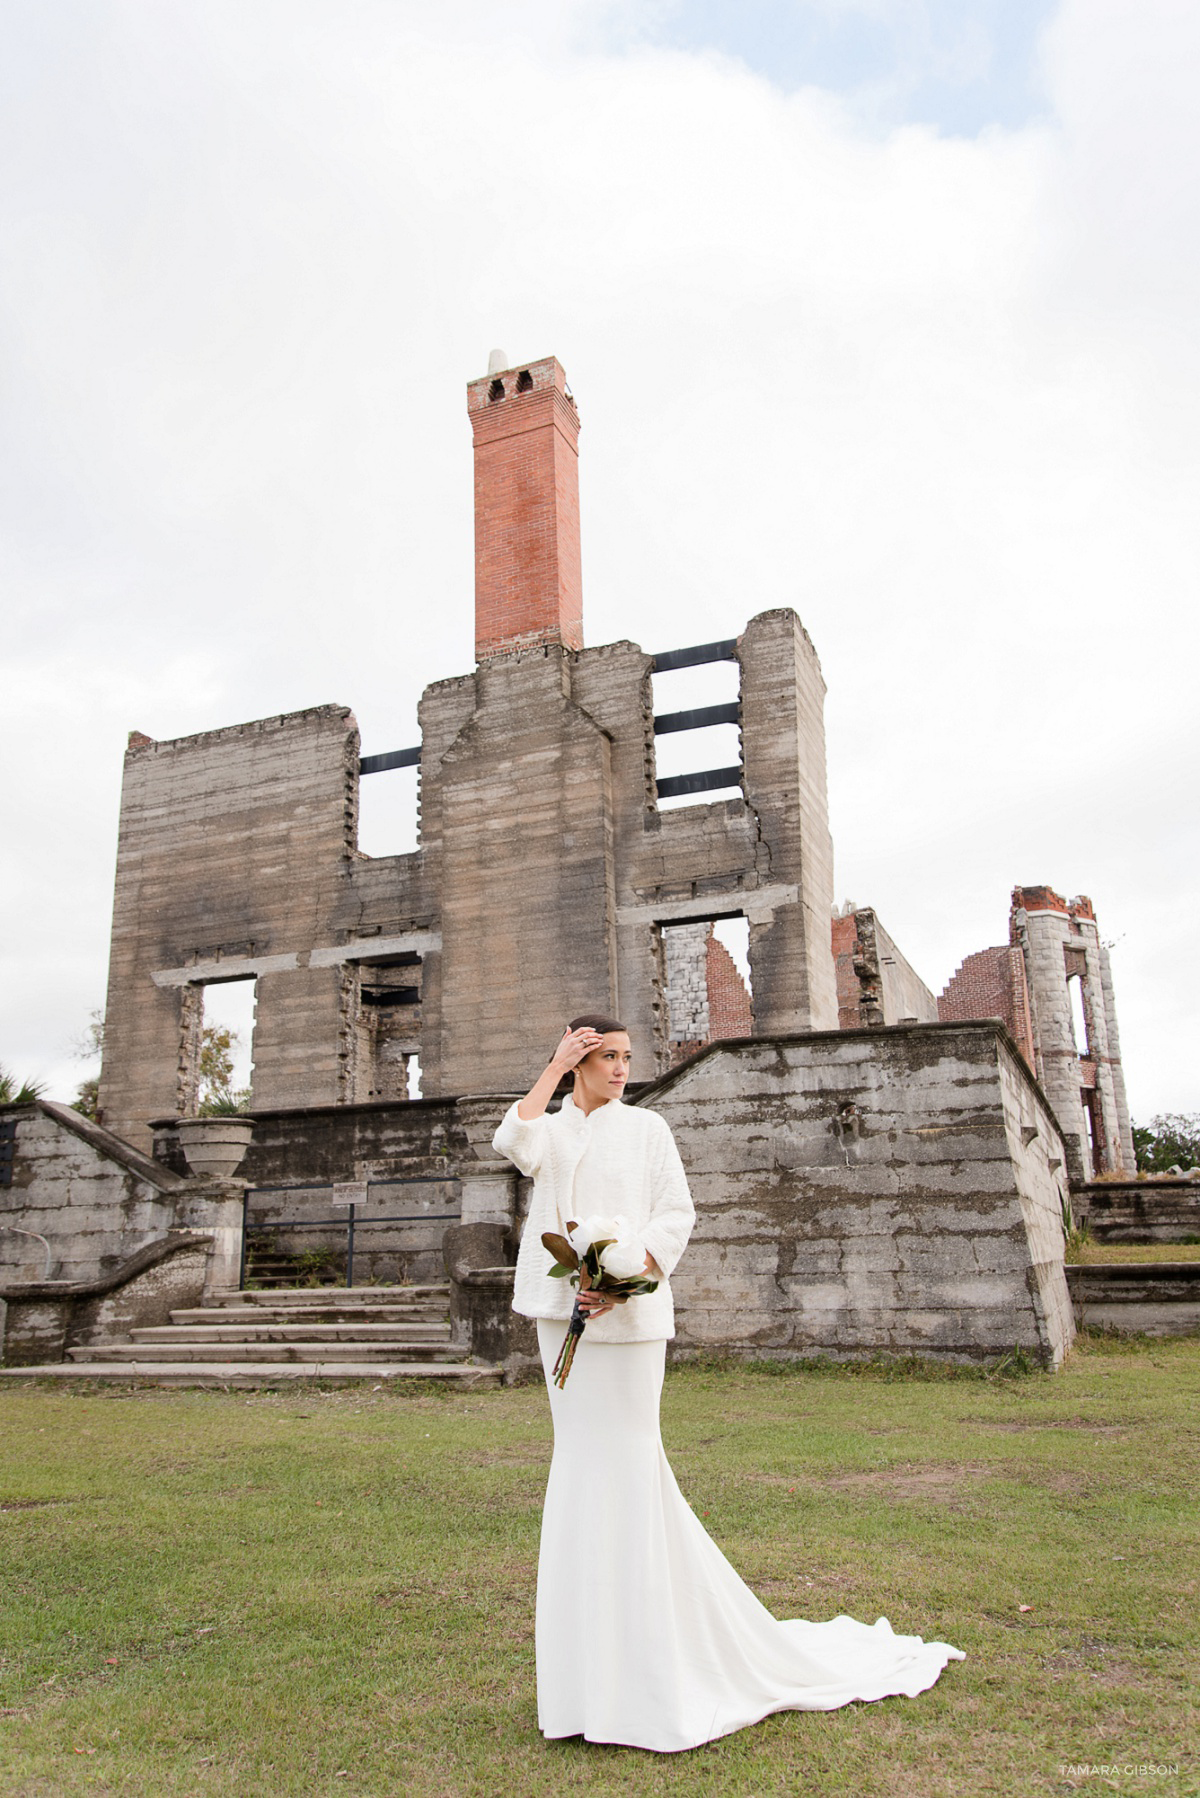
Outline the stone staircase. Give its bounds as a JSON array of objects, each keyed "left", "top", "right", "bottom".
[
  {"left": 0, "top": 1283, "right": 503, "bottom": 1388},
  {"left": 1066, "top": 1261, "right": 1200, "bottom": 1338}
]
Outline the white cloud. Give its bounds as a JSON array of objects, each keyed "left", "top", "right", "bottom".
[{"left": 1, "top": 0, "right": 1195, "bottom": 1119}]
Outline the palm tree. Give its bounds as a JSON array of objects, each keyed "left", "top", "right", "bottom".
[{"left": 0, "top": 1067, "right": 45, "bottom": 1105}]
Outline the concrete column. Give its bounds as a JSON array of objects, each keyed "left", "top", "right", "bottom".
[
  {"left": 739, "top": 610, "right": 838, "bottom": 1033},
  {"left": 175, "top": 1181, "right": 247, "bottom": 1296}
]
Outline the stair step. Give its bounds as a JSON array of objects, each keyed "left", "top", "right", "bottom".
[
  {"left": 148, "top": 1322, "right": 448, "bottom": 1342},
  {"left": 68, "top": 1341, "right": 466, "bottom": 1364},
  {"left": 209, "top": 1285, "right": 450, "bottom": 1305},
  {"left": 0, "top": 1362, "right": 502, "bottom": 1389},
  {"left": 169, "top": 1304, "right": 448, "bottom": 1326}
]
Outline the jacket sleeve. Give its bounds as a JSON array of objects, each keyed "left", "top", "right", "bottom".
[
  {"left": 492, "top": 1101, "right": 549, "bottom": 1179},
  {"left": 639, "top": 1116, "right": 696, "bottom": 1280}
]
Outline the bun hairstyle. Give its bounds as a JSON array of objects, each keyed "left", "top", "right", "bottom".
[{"left": 561, "top": 1014, "right": 628, "bottom": 1086}]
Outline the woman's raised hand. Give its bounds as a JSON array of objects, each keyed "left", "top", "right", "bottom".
[
  {"left": 551, "top": 1026, "right": 603, "bottom": 1073},
  {"left": 517, "top": 1027, "right": 603, "bottom": 1122}
]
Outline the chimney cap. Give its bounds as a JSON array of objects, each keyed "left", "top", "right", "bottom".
[{"left": 487, "top": 348, "right": 509, "bottom": 376}]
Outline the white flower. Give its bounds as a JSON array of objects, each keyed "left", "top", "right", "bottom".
[
  {"left": 598, "top": 1235, "right": 649, "bottom": 1281},
  {"left": 566, "top": 1214, "right": 629, "bottom": 1257}
]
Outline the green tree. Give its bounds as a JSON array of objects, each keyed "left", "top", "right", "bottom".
[
  {"left": 72, "top": 1009, "right": 105, "bottom": 1119},
  {"left": 70, "top": 1011, "right": 251, "bottom": 1120},
  {"left": 0, "top": 1067, "right": 45, "bottom": 1105},
  {"left": 1133, "top": 1113, "right": 1200, "bottom": 1173},
  {"left": 197, "top": 1024, "right": 252, "bottom": 1115}
]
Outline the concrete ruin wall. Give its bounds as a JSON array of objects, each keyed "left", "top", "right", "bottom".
[
  {"left": 832, "top": 907, "right": 939, "bottom": 1029},
  {"left": 98, "top": 611, "right": 838, "bottom": 1147},
  {"left": 639, "top": 1022, "right": 1074, "bottom": 1368}
]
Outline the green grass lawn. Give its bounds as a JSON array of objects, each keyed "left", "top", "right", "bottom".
[{"left": 1, "top": 1335, "right": 1197, "bottom": 1798}]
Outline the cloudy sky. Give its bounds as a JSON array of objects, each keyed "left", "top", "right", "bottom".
[{"left": 3, "top": 0, "right": 1196, "bottom": 1118}]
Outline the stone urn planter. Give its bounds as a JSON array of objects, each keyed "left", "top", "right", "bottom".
[{"left": 175, "top": 1116, "right": 255, "bottom": 1181}]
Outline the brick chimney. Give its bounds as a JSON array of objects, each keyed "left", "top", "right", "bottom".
[{"left": 467, "top": 353, "right": 583, "bottom": 660}]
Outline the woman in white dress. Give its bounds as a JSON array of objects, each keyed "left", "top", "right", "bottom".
[{"left": 493, "top": 1016, "right": 964, "bottom": 1755}]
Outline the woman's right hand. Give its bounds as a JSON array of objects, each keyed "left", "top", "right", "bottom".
[
  {"left": 517, "top": 1028, "right": 603, "bottom": 1122},
  {"left": 550, "top": 1026, "right": 602, "bottom": 1075}
]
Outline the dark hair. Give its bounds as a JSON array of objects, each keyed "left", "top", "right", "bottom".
[
  {"left": 560, "top": 1014, "right": 628, "bottom": 1088},
  {"left": 567, "top": 1013, "right": 627, "bottom": 1036}
]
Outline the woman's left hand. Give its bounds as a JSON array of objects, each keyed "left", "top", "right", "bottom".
[{"left": 577, "top": 1289, "right": 617, "bottom": 1318}]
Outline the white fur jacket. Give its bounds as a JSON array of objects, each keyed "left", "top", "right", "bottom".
[{"left": 493, "top": 1091, "right": 696, "bottom": 1343}]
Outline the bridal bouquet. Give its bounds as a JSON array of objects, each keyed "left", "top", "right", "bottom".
[{"left": 541, "top": 1214, "right": 659, "bottom": 1387}]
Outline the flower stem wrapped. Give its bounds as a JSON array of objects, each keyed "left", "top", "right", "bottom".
[{"left": 541, "top": 1216, "right": 659, "bottom": 1387}]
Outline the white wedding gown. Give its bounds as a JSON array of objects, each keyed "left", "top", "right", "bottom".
[{"left": 536, "top": 1319, "right": 965, "bottom": 1754}]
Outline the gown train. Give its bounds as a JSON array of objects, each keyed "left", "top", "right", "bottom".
[{"left": 535, "top": 1318, "right": 965, "bottom": 1754}]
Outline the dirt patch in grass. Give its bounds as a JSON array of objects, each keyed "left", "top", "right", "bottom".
[
  {"left": 461, "top": 1444, "right": 548, "bottom": 1467},
  {"left": 822, "top": 1463, "right": 989, "bottom": 1505},
  {"left": 969, "top": 1415, "right": 1135, "bottom": 1435},
  {"left": 1044, "top": 1642, "right": 1149, "bottom": 1687}
]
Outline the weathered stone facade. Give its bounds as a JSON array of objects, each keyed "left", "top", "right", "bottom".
[
  {"left": 97, "top": 611, "right": 838, "bottom": 1148},
  {"left": 645, "top": 1023, "right": 1074, "bottom": 1368}
]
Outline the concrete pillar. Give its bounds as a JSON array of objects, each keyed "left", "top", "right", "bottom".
[{"left": 739, "top": 610, "right": 838, "bottom": 1033}]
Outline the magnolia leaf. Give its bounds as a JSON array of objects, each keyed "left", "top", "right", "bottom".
[
  {"left": 541, "top": 1232, "right": 579, "bottom": 1270},
  {"left": 547, "top": 1263, "right": 573, "bottom": 1278}
]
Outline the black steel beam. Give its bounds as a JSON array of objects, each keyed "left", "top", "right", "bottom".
[
  {"left": 655, "top": 766, "right": 744, "bottom": 799},
  {"left": 653, "top": 702, "right": 740, "bottom": 735},
  {"left": 649, "top": 638, "right": 739, "bottom": 673},
  {"left": 359, "top": 746, "right": 420, "bottom": 775}
]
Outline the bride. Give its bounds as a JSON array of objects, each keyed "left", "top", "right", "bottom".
[{"left": 493, "top": 1015, "right": 964, "bottom": 1755}]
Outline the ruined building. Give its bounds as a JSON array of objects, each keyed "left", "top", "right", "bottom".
[
  {"left": 940, "top": 889, "right": 1136, "bottom": 1181},
  {"left": 4, "top": 350, "right": 1144, "bottom": 1375},
  {"left": 97, "top": 353, "right": 837, "bottom": 1150}
]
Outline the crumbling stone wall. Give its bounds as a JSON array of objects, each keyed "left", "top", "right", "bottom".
[
  {"left": 664, "top": 922, "right": 711, "bottom": 1051},
  {"left": 832, "top": 907, "right": 938, "bottom": 1029},
  {"left": 939, "top": 944, "right": 1037, "bottom": 1069},
  {"left": 665, "top": 924, "right": 752, "bottom": 1062}
]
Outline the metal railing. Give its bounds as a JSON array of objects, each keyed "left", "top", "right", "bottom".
[{"left": 239, "top": 1177, "right": 459, "bottom": 1289}]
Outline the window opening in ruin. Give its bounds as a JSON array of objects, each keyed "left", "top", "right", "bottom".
[
  {"left": 0, "top": 1118, "right": 15, "bottom": 1188},
  {"left": 357, "top": 761, "right": 419, "bottom": 857},
  {"left": 516, "top": 369, "right": 533, "bottom": 392},
  {"left": 650, "top": 656, "right": 741, "bottom": 810},
  {"left": 198, "top": 977, "right": 256, "bottom": 1103},
  {"left": 661, "top": 915, "right": 752, "bottom": 1066},
  {"left": 1082, "top": 1089, "right": 1107, "bottom": 1175},
  {"left": 488, "top": 378, "right": 505, "bottom": 401},
  {"left": 1067, "top": 973, "right": 1090, "bottom": 1057},
  {"left": 356, "top": 956, "right": 421, "bottom": 1102}
]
